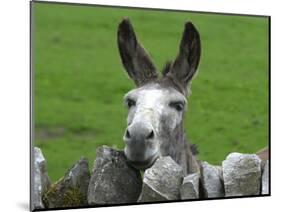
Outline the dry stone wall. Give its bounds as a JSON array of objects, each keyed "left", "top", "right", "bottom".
[
  {"left": 32, "top": 146, "right": 269, "bottom": 210},
  {"left": 87, "top": 146, "right": 142, "bottom": 204}
]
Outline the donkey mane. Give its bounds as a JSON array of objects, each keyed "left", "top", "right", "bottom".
[
  {"left": 162, "top": 61, "right": 173, "bottom": 76},
  {"left": 160, "top": 61, "right": 189, "bottom": 96}
]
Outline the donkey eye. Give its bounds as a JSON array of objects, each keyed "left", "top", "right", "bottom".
[
  {"left": 169, "top": 101, "right": 184, "bottom": 112},
  {"left": 126, "top": 98, "right": 136, "bottom": 108}
]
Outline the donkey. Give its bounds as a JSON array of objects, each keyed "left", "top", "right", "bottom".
[{"left": 117, "top": 18, "right": 201, "bottom": 175}]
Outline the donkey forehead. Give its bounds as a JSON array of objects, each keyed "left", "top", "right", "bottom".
[{"left": 124, "top": 84, "right": 186, "bottom": 105}]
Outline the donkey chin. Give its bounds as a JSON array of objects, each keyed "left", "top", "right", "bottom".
[{"left": 124, "top": 146, "right": 160, "bottom": 170}]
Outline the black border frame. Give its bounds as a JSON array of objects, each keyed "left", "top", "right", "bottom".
[{"left": 30, "top": 0, "right": 271, "bottom": 211}]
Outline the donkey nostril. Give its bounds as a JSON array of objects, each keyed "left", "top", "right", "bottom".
[
  {"left": 146, "top": 130, "right": 154, "bottom": 140},
  {"left": 125, "top": 129, "right": 131, "bottom": 139}
]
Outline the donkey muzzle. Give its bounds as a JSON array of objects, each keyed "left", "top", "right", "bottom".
[{"left": 123, "top": 122, "right": 159, "bottom": 169}]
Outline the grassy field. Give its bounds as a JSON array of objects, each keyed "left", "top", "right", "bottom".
[{"left": 33, "top": 2, "right": 269, "bottom": 182}]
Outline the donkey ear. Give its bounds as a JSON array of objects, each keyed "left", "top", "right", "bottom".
[
  {"left": 167, "top": 22, "right": 201, "bottom": 90},
  {"left": 117, "top": 18, "right": 158, "bottom": 86}
]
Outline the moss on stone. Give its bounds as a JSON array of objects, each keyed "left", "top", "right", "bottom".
[
  {"left": 42, "top": 182, "right": 59, "bottom": 208},
  {"left": 62, "top": 186, "right": 87, "bottom": 207},
  {"left": 42, "top": 182, "right": 87, "bottom": 208}
]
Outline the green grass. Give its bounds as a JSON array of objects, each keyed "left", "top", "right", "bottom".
[{"left": 33, "top": 2, "right": 269, "bottom": 182}]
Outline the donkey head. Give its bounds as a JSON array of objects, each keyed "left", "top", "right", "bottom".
[{"left": 117, "top": 18, "right": 201, "bottom": 170}]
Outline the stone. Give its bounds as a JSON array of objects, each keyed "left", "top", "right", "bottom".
[
  {"left": 87, "top": 146, "right": 142, "bottom": 205},
  {"left": 222, "top": 152, "right": 261, "bottom": 197},
  {"left": 261, "top": 160, "right": 269, "bottom": 194},
  {"left": 200, "top": 161, "right": 224, "bottom": 198},
  {"left": 138, "top": 156, "right": 184, "bottom": 202},
  {"left": 180, "top": 172, "right": 200, "bottom": 199},
  {"left": 43, "top": 157, "right": 90, "bottom": 208},
  {"left": 33, "top": 147, "right": 51, "bottom": 209}
]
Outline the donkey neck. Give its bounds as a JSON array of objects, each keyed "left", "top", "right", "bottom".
[
  {"left": 160, "top": 120, "right": 188, "bottom": 169},
  {"left": 160, "top": 119, "right": 199, "bottom": 175}
]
